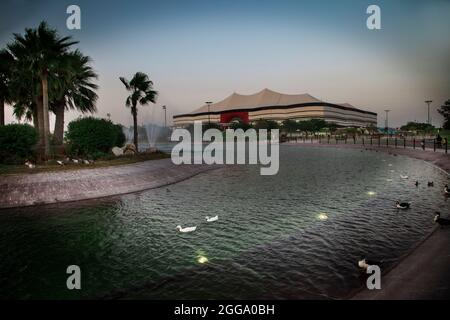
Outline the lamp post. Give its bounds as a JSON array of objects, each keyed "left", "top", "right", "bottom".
[
  {"left": 162, "top": 105, "right": 167, "bottom": 128},
  {"left": 205, "top": 101, "right": 213, "bottom": 124},
  {"left": 425, "top": 100, "right": 432, "bottom": 125},
  {"left": 384, "top": 109, "right": 390, "bottom": 134}
]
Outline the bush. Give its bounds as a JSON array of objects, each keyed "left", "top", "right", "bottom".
[
  {"left": 0, "top": 124, "right": 38, "bottom": 164},
  {"left": 65, "top": 117, "right": 126, "bottom": 157}
]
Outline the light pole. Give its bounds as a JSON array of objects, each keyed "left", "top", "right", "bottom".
[
  {"left": 205, "top": 101, "right": 213, "bottom": 124},
  {"left": 384, "top": 109, "right": 390, "bottom": 134},
  {"left": 162, "top": 105, "right": 167, "bottom": 128},
  {"left": 425, "top": 100, "right": 432, "bottom": 125}
]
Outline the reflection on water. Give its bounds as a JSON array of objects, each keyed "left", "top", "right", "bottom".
[{"left": 0, "top": 146, "right": 448, "bottom": 299}]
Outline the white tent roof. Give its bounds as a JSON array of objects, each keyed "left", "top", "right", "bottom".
[
  {"left": 190, "top": 88, "right": 328, "bottom": 114},
  {"left": 186, "top": 88, "right": 355, "bottom": 114}
]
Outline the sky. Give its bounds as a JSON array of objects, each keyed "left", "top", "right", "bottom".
[{"left": 1, "top": 0, "right": 449, "bottom": 128}]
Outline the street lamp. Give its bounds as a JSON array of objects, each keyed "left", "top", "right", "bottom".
[
  {"left": 162, "top": 105, "right": 167, "bottom": 128},
  {"left": 425, "top": 100, "right": 432, "bottom": 125},
  {"left": 384, "top": 109, "right": 390, "bottom": 134},
  {"left": 205, "top": 101, "right": 213, "bottom": 124}
]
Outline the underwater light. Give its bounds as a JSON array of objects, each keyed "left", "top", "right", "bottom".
[{"left": 197, "top": 255, "right": 208, "bottom": 264}]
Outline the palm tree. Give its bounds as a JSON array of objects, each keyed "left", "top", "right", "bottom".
[
  {"left": 8, "top": 53, "right": 40, "bottom": 128},
  {"left": 51, "top": 50, "right": 98, "bottom": 145},
  {"left": 0, "top": 49, "right": 14, "bottom": 126},
  {"left": 7, "top": 21, "right": 77, "bottom": 157},
  {"left": 120, "top": 72, "right": 158, "bottom": 151}
]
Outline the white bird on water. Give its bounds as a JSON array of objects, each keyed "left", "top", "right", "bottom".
[
  {"left": 176, "top": 225, "right": 197, "bottom": 233},
  {"left": 358, "top": 258, "right": 382, "bottom": 270},
  {"left": 400, "top": 175, "right": 409, "bottom": 179},
  {"left": 206, "top": 215, "right": 219, "bottom": 222}
]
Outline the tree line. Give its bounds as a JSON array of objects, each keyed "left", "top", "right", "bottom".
[
  {"left": 0, "top": 22, "right": 98, "bottom": 159},
  {"left": 0, "top": 21, "right": 159, "bottom": 159}
]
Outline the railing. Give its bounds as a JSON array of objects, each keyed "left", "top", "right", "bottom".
[{"left": 284, "top": 136, "right": 449, "bottom": 154}]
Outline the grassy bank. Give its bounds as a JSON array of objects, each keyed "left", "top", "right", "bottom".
[{"left": 0, "top": 152, "right": 170, "bottom": 176}]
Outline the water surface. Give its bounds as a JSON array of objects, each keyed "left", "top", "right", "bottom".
[{"left": 0, "top": 146, "right": 448, "bottom": 299}]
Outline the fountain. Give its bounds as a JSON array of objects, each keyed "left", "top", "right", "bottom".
[
  {"left": 139, "top": 105, "right": 163, "bottom": 153},
  {"left": 144, "top": 123, "right": 162, "bottom": 153},
  {"left": 121, "top": 126, "right": 133, "bottom": 144}
]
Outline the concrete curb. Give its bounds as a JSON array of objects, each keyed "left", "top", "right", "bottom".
[{"left": 0, "top": 158, "right": 220, "bottom": 209}]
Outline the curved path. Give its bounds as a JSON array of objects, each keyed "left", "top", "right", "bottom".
[
  {"left": 286, "top": 142, "right": 450, "bottom": 300},
  {"left": 0, "top": 159, "right": 218, "bottom": 209}
]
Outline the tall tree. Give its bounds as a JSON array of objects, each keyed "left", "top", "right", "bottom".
[
  {"left": 51, "top": 50, "right": 98, "bottom": 145},
  {"left": 0, "top": 49, "right": 14, "bottom": 126},
  {"left": 438, "top": 100, "right": 450, "bottom": 129},
  {"left": 7, "top": 21, "right": 77, "bottom": 157},
  {"left": 119, "top": 72, "right": 158, "bottom": 151},
  {"left": 282, "top": 119, "right": 298, "bottom": 137}
]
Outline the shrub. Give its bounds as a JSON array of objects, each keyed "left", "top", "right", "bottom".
[
  {"left": 0, "top": 124, "right": 38, "bottom": 164},
  {"left": 65, "top": 117, "right": 126, "bottom": 157}
]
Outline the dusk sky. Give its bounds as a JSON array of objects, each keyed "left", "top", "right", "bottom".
[{"left": 1, "top": 0, "right": 449, "bottom": 128}]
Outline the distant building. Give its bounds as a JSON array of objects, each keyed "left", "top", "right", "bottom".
[{"left": 173, "top": 89, "right": 377, "bottom": 127}]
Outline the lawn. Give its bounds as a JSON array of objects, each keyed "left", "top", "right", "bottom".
[{"left": 0, "top": 152, "right": 170, "bottom": 175}]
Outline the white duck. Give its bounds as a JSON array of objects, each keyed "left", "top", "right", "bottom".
[
  {"left": 206, "top": 215, "right": 219, "bottom": 222},
  {"left": 176, "top": 225, "right": 197, "bottom": 233},
  {"left": 400, "top": 175, "right": 409, "bottom": 179},
  {"left": 358, "top": 258, "right": 382, "bottom": 270}
]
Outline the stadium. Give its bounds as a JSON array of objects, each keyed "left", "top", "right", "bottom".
[{"left": 173, "top": 88, "right": 377, "bottom": 127}]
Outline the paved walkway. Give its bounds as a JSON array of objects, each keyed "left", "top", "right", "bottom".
[{"left": 0, "top": 159, "right": 218, "bottom": 209}]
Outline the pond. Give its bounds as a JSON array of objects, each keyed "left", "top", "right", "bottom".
[{"left": 0, "top": 146, "right": 448, "bottom": 299}]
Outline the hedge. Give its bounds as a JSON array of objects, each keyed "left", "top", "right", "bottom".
[
  {"left": 65, "top": 117, "right": 125, "bottom": 158},
  {"left": 0, "top": 124, "right": 38, "bottom": 164}
]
